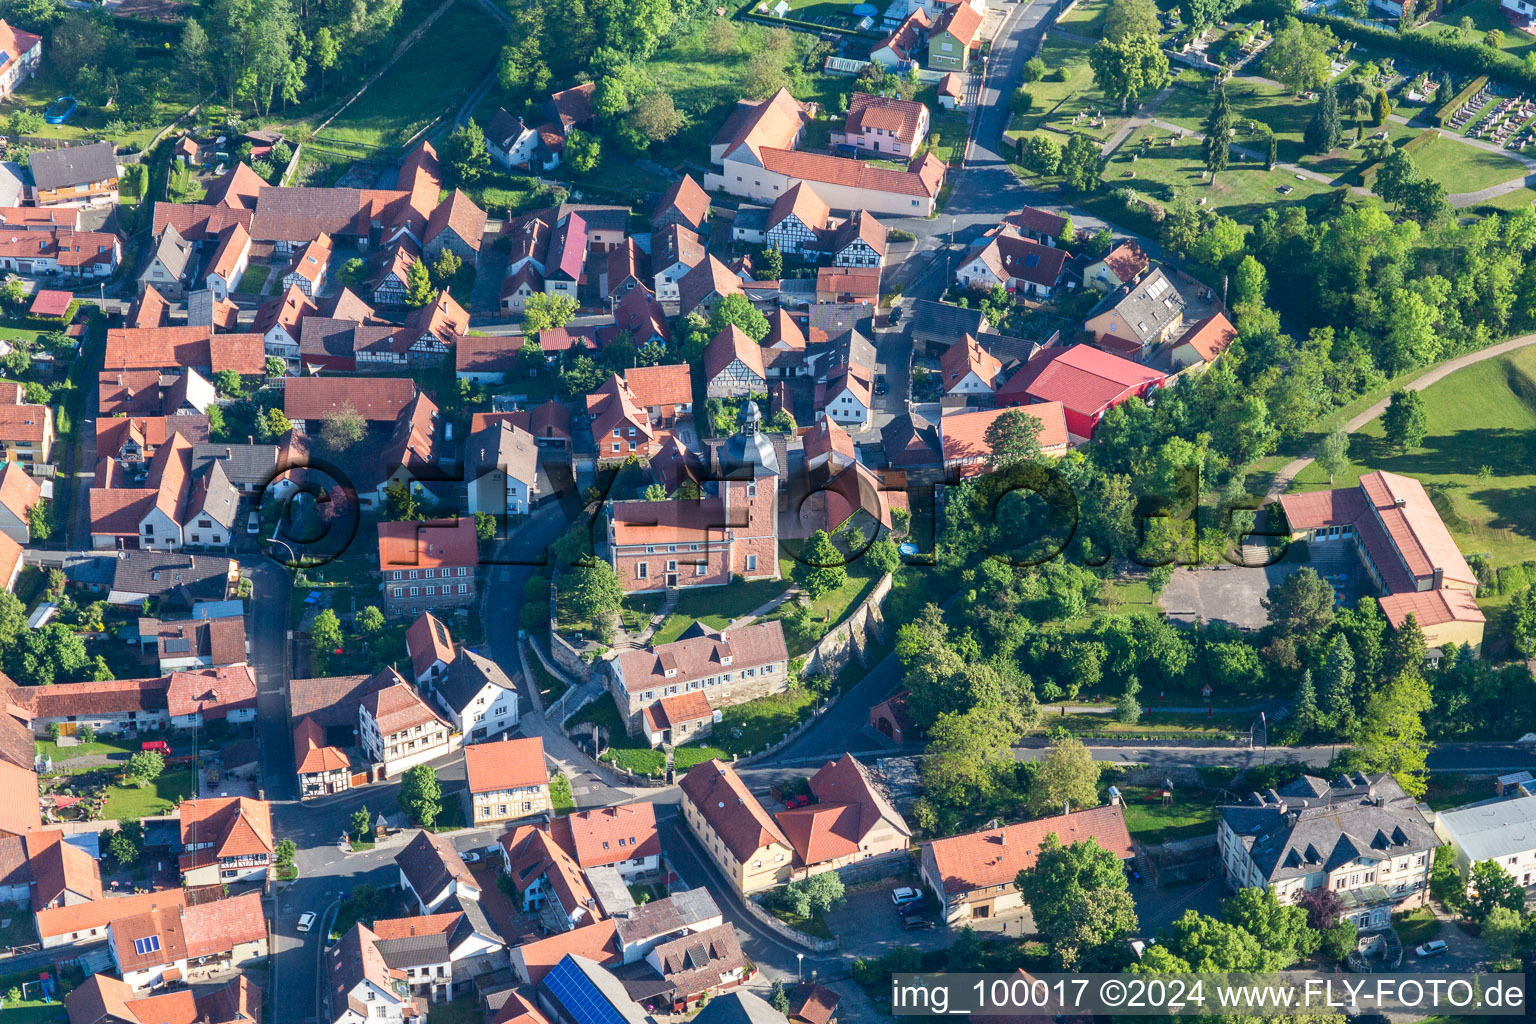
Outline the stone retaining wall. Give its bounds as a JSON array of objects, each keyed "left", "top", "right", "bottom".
[
  {"left": 803, "top": 572, "right": 893, "bottom": 678},
  {"left": 744, "top": 897, "right": 840, "bottom": 951}
]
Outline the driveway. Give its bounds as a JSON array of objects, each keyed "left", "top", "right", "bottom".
[{"left": 826, "top": 884, "right": 951, "bottom": 959}]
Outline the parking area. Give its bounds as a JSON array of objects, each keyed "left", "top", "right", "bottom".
[
  {"left": 1160, "top": 562, "right": 1308, "bottom": 631},
  {"left": 826, "top": 884, "right": 952, "bottom": 957},
  {"left": 1132, "top": 873, "right": 1228, "bottom": 934}
]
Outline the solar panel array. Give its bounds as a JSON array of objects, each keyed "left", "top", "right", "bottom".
[
  {"left": 544, "top": 956, "right": 628, "bottom": 1024},
  {"left": 133, "top": 935, "right": 161, "bottom": 956}
]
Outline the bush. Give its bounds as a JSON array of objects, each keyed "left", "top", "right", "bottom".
[
  {"left": 1010, "top": 89, "right": 1034, "bottom": 113},
  {"left": 1023, "top": 56, "right": 1047, "bottom": 81},
  {"left": 888, "top": 228, "right": 916, "bottom": 242}
]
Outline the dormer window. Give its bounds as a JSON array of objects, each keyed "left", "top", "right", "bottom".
[
  {"left": 721, "top": 656, "right": 733, "bottom": 666},
  {"left": 664, "top": 668, "right": 677, "bottom": 678}
]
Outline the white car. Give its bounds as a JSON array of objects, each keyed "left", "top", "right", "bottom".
[
  {"left": 247, "top": 509, "right": 261, "bottom": 535},
  {"left": 296, "top": 912, "right": 316, "bottom": 933},
  {"left": 891, "top": 887, "right": 922, "bottom": 906},
  {"left": 1415, "top": 940, "right": 1448, "bottom": 958},
  {"left": 463, "top": 850, "right": 482, "bottom": 864}
]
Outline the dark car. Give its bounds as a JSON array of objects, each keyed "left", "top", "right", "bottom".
[
  {"left": 896, "top": 896, "right": 927, "bottom": 916},
  {"left": 902, "top": 912, "right": 936, "bottom": 930},
  {"left": 874, "top": 373, "right": 888, "bottom": 396},
  {"left": 890, "top": 306, "right": 903, "bottom": 324}
]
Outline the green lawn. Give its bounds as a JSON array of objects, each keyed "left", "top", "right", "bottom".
[
  {"left": 1116, "top": 784, "right": 1220, "bottom": 843},
  {"left": 784, "top": 0, "right": 867, "bottom": 27},
  {"left": 1392, "top": 906, "right": 1442, "bottom": 946},
  {"left": 1289, "top": 346, "right": 1536, "bottom": 569},
  {"left": 428, "top": 997, "right": 485, "bottom": 1024},
  {"left": 0, "top": 966, "right": 71, "bottom": 1023},
  {"left": 1094, "top": 125, "right": 1339, "bottom": 225},
  {"left": 647, "top": 578, "right": 790, "bottom": 645},
  {"left": 10, "top": 64, "right": 197, "bottom": 151},
  {"left": 1057, "top": 0, "right": 1111, "bottom": 35},
  {"left": 235, "top": 264, "right": 271, "bottom": 296},
  {"left": 35, "top": 734, "right": 145, "bottom": 763},
  {"left": 102, "top": 769, "right": 195, "bottom": 819},
  {"left": 1400, "top": 129, "right": 1527, "bottom": 192},
  {"left": 0, "top": 903, "right": 36, "bottom": 949},
  {"left": 550, "top": 773, "right": 575, "bottom": 815},
  {"left": 1009, "top": 37, "right": 1123, "bottom": 144},
  {"left": 527, "top": 648, "right": 569, "bottom": 705},
  {"left": 767, "top": 903, "right": 834, "bottom": 938},
  {"left": 1423, "top": 774, "right": 1491, "bottom": 811},
  {"left": 677, "top": 685, "right": 819, "bottom": 759},
  {"left": 318, "top": 2, "right": 503, "bottom": 151},
  {"left": 570, "top": 694, "right": 666, "bottom": 776},
  {"left": 1042, "top": 710, "right": 1251, "bottom": 738},
  {"left": 1420, "top": 0, "right": 1536, "bottom": 56}
]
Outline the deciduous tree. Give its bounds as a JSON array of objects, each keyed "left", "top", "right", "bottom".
[
  {"left": 793, "top": 530, "right": 847, "bottom": 601},
  {"left": 1015, "top": 833, "right": 1138, "bottom": 968},
  {"left": 1104, "top": 0, "right": 1159, "bottom": 41},
  {"left": 1027, "top": 735, "right": 1100, "bottom": 816},
  {"left": 1382, "top": 388, "right": 1428, "bottom": 449},
  {"left": 1089, "top": 34, "right": 1169, "bottom": 113},
  {"left": 399, "top": 764, "right": 442, "bottom": 826}
]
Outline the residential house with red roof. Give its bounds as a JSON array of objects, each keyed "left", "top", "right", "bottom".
[
  {"left": 203, "top": 222, "right": 251, "bottom": 301},
  {"left": 0, "top": 20, "right": 43, "bottom": 99},
  {"left": 465, "top": 736, "right": 550, "bottom": 826},
  {"left": 677, "top": 254, "right": 744, "bottom": 317},
  {"left": 1169, "top": 312, "right": 1238, "bottom": 370},
  {"left": 89, "top": 432, "right": 241, "bottom": 552},
  {"left": 1278, "top": 470, "right": 1483, "bottom": 652},
  {"left": 920, "top": 805, "right": 1133, "bottom": 923},
  {"left": 166, "top": 665, "right": 257, "bottom": 729},
  {"left": 137, "top": 614, "right": 247, "bottom": 674},
  {"left": 67, "top": 971, "right": 262, "bottom": 1024},
  {"left": 0, "top": 386, "right": 52, "bottom": 465},
  {"left": 108, "top": 889, "right": 268, "bottom": 991},
  {"left": 679, "top": 759, "right": 794, "bottom": 893},
  {"left": 704, "top": 325, "right": 767, "bottom": 399},
  {"left": 0, "top": 460, "right": 41, "bottom": 543},
  {"left": 653, "top": 175, "right": 711, "bottom": 234},
  {"left": 1002, "top": 206, "right": 1069, "bottom": 246},
  {"left": 827, "top": 211, "right": 888, "bottom": 268},
  {"left": 179, "top": 795, "right": 274, "bottom": 885},
  {"left": 623, "top": 364, "right": 693, "bottom": 426},
  {"left": 426, "top": 189, "right": 487, "bottom": 267},
  {"left": 501, "top": 824, "right": 601, "bottom": 932},
  {"left": 456, "top": 334, "right": 521, "bottom": 386},
  {"left": 284, "top": 376, "right": 417, "bottom": 430},
  {"left": 956, "top": 231, "right": 1068, "bottom": 298},
  {"left": 938, "top": 333, "right": 1002, "bottom": 396},
  {"left": 36, "top": 888, "right": 186, "bottom": 951},
  {"left": 611, "top": 621, "right": 787, "bottom": 739},
  {"left": 938, "top": 71, "right": 965, "bottom": 108},
  {"left": 24, "top": 828, "right": 103, "bottom": 911},
  {"left": 102, "top": 327, "right": 265, "bottom": 379},
  {"left": 765, "top": 182, "right": 831, "bottom": 257},
  {"left": 604, "top": 240, "right": 649, "bottom": 306},
  {"left": 836, "top": 92, "right": 930, "bottom": 157},
  {"left": 359, "top": 670, "right": 453, "bottom": 776},
  {"left": 326, "top": 922, "right": 414, "bottom": 1024},
  {"left": 293, "top": 716, "right": 352, "bottom": 800},
  {"left": 354, "top": 908, "right": 506, "bottom": 1007},
  {"left": 605, "top": 405, "right": 780, "bottom": 593},
  {"left": 605, "top": 287, "right": 671, "bottom": 351},
  {"left": 996, "top": 344, "right": 1167, "bottom": 439},
  {"left": 551, "top": 804, "right": 661, "bottom": 881},
  {"left": 510, "top": 922, "right": 620, "bottom": 986},
  {"left": 588, "top": 374, "right": 658, "bottom": 461},
  {"left": 939, "top": 403, "right": 1069, "bottom": 476},
  {"left": 928, "top": 2, "right": 983, "bottom": 70},
  {"left": 871, "top": 8, "right": 930, "bottom": 67},
  {"left": 280, "top": 231, "right": 331, "bottom": 297},
  {"left": 545, "top": 212, "right": 587, "bottom": 301},
  {"left": 253, "top": 284, "right": 318, "bottom": 364},
  {"left": 705, "top": 88, "right": 945, "bottom": 216},
  {"left": 1084, "top": 240, "right": 1149, "bottom": 293},
  {"left": 2, "top": 675, "right": 172, "bottom": 738},
  {"left": 815, "top": 266, "right": 881, "bottom": 304},
  {"left": 773, "top": 754, "right": 911, "bottom": 878}
]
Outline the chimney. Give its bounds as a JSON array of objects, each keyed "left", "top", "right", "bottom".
[{"left": 1432, "top": 567, "right": 1444, "bottom": 589}]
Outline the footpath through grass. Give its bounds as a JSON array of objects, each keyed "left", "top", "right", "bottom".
[{"left": 1289, "top": 345, "right": 1536, "bottom": 569}]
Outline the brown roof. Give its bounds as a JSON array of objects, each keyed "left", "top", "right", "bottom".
[
  {"left": 252, "top": 284, "right": 318, "bottom": 337},
  {"left": 511, "top": 919, "right": 618, "bottom": 985},
  {"left": 6, "top": 676, "right": 170, "bottom": 719},
  {"left": 623, "top": 364, "right": 693, "bottom": 410},
  {"left": 940, "top": 333, "right": 1002, "bottom": 391},
  {"left": 940, "top": 403, "right": 1069, "bottom": 466},
  {"left": 205, "top": 163, "right": 266, "bottom": 210},
  {"left": 1003, "top": 207, "right": 1068, "bottom": 238},
  {"left": 464, "top": 736, "right": 547, "bottom": 793},
  {"left": 704, "top": 324, "right": 766, "bottom": 383},
  {"left": 711, "top": 88, "right": 807, "bottom": 162},
  {"left": 1378, "top": 588, "right": 1486, "bottom": 629},
  {"left": 677, "top": 255, "right": 744, "bottom": 315},
  {"left": 406, "top": 611, "right": 456, "bottom": 680},
  {"left": 937, "top": 1, "right": 983, "bottom": 44},
  {"left": 283, "top": 232, "right": 332, "bottom": 286},
  {"left": 827, "top": 211, "right": 887, "bottom": 260},
  {"left": 195, "top": 975, "right": 264, "bottom": 1024},
  {"left": 377, "top": 516, "right": 478, "bottom": 570},
  {"left": 654, "top": 174, "right": 711, "bottom": 231},
  {"left": 1100, "top": 241, "right": 1148, "bottom": 283},
  {"left": 362, "top": 682, "right": 449, "bottom": 737},
  {"left": 769, "top": 182, "right": 830, "bottom": 234},
  {"left": 288, "top": 672, "right": 383, "bottom": 724},
  {"left": 180, "top": 796, "right": 273, "bottom": 858},
  {"left": 549, "top": 802, "right": 661, "bottom": 869},
  {"left": 25, "top": 828, "right": 103, "bottom": 910},
  {"left": 283, "top": 376, "right": 416, "bottom": 422},
  {"left": 35, "top": 887, "right": 184, "bottom": 940},
  {"left": 397, "top": 829, "right": 478, "bottom": 902},
  {"left": 802, "top": 419, "right": 855, "bottom": 465},
  {"left": 550, "top": 83, "right": 596, "bottom": 130},
  {"left": 678, "top": 759, "right": 789, "bottom": 861},
  {"left": 644, "top": 690, "right": 714, "bottom": 734},
  {"left": 791, "top": 985, "right": 841, "bottom": 1024},
  {"left": 760, "top": 147, "right": 944, "bottom": 199},
  {"left": 0, "top": 461, "right": 39, "bottom": 521},
  {"left": 426, "top": 189, "right": 487, "bottom": 251},
  {"left": 846, "top": 92, "right": 928, "bottom": 149},
  {"left": 816, "top": 266, "right": 881, "bottom": 302},
  {"left": 501, "top": 824, "right": 598, "bottom": 921},
  {"left": 455, "top": 333, "right": 520, "bottom": 375},
  {"left": 925, "top": 804, "right": 1133, "bottom": 895},
  {"left": 614, "top": 621, "right": 786, "bottom": 695},
  {"left": 1175, "top": 312, "right": 1237, "bottom": 363},
  {"left": 650, "top": 921, "right": 744, "bottom": 996}
]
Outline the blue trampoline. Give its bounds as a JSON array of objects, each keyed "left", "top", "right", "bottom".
[{"left": 852, "top": 3, "right": 878, "bottom": 13}]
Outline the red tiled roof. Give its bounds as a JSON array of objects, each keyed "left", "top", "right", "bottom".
[
  {"left": 940, "top": 403, "right": 1069, "bottom": 466},
  {"left": 623, "top": 364, "right": 693, "bottom": 410},
  {"left": 283, "top": 376, "right": 415, "bottom": 422},
  {"left": 35, "top": 887, "right": 184, "bottom": 940},
  {"left": 180, "top": 796, "right": 274, "bottom": 858},
  {"left": 25, "top": 828, "right": 103, "bottom": 910},
  {"left": 940, "top": 333, "right": 1001, "bottom": 391},
  {"left": 511, "top": 920, "right": 618, "bottom": 985},
  {"left": 997, "top": 344, "right": 1165, "bottom": 415},
  {"left": 0, "top": 403, "right": 49, "bottom": 442},
  {"left": 362, "top": 682, "right": 448, "bottom": 737},
  {"left": 464, "top": 736, "right": 547, "bottom": 793},
  {"left": 549, "top": 802, "right": 661, "bottom": 868},
  {"left": 166, "top": 665, "right": 257, "bottom": 720},
  {"left": 1378, "top": 588, "right": 1485, "bottom": 629},
  {"left": 704, "top": 324, "right": 766, "bottom": 382},
  {"left": 1176, "top": 312, "right": 1237, "bottom": 363},
  {"left": 0, "top": 462, "right": 38, "bottom": 521},
  {"left": 182, "top": 890, "right": 267, "bottom": 956},
  {"left": 816, "top": 266, "right": 881, "bottom": 302},
  {"left": 293, "top": 716, "right": 350, "bottom": 775},
  {"left": 759, "top": 148, "right": 944, "bottom": 199},
  {"left": 876, "top": 8, "right": 930, "bottom": 61},
  {"left": 678, "top": 759, "right": 789, "bottom": 861},
  {"left": 846, "top": 92, "right": 928, "bottom": 149},
  {"left": 937, "top": 2, "right": 983, "bottom": 46},
  {"left": 406, "top": 611, "right": 456, "bottom": 680},
  {"left": 29, "top": 289, "right": 72, "bottom": 317},
  {"left": 926, "top": 805, "right": 1133, "bottom": 895},
  {"left": 0, "top": 760, "right": 37, "bottom": 836},
  {"left": 711, "top": 88, "right": 807, "bottom": 162},
  {"left": 614, "top": 621, "right": 786, "bottom": 694},
  {"left": 654, "top": 174, "right": 711, "bottom": 230},
  {"left": 1101, "top": 241, "right": 1149, "bottom": 283}
]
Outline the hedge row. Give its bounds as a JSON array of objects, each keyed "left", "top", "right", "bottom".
[{"left": 1432, "top": 73, "right": 1488, "bottom": 126}]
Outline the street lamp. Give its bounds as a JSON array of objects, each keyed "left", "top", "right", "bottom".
[{"left": 797, "top": 953, "right": 804, "bottom": 982}]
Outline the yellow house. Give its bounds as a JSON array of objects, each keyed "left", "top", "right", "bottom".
[{"left": 679, "top": 759, "right": 793, "bottom": 894}]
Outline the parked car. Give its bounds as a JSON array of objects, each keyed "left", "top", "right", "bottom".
[
  {"left": 247, "top": 509, "right": 261, "bottom": 535},
  {"left": 897, "top": 897, "right": 927, "bottom": 916},
  {"left": 902, "top": 912, "right": 936, "bottom": 930},
  {"left": 889, "top": 305, "right": 903, "bottom": 324},
  {"left": 141, "top": 740, "right": 171, "bottom": 754},
  {"left": 874, "top": 373, "right": 888, "bottom": 396},
  {"left": 1415, "top": 940, "right": 1448, "bottom": 958},
  {"left": 891, "top": 887, "right": 922, "bottom": 906},
  {"left": 296, "top": 912, "right": 316, "bottom": 933},
  {"left": 463, "top": 850, "right": 482, "bottom": 864}
]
